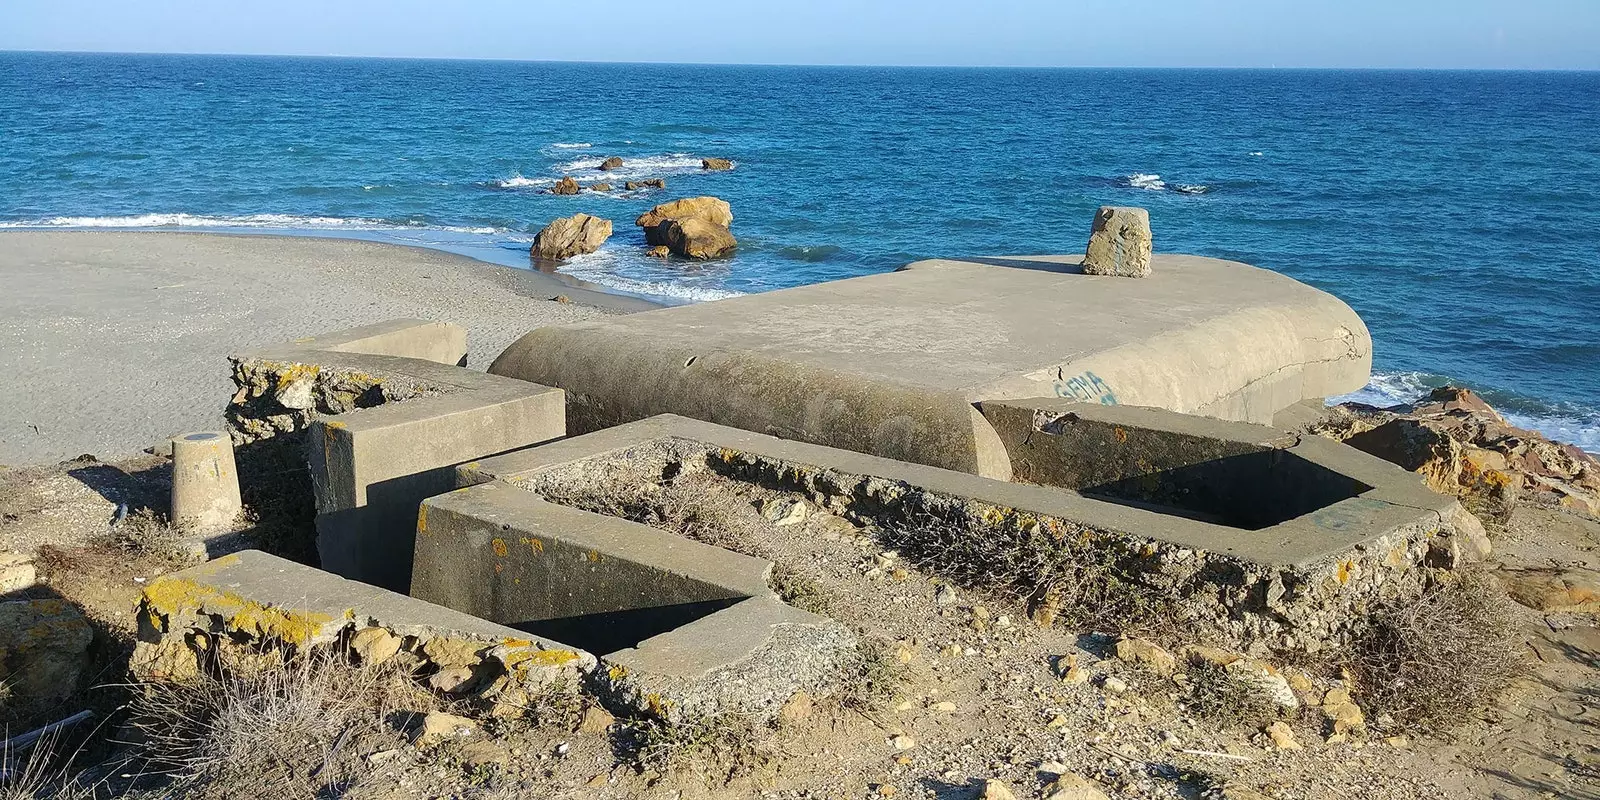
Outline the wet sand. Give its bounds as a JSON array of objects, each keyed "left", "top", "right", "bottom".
[{"left": 0, "top": 230, "right": 653, "bottom": 464}]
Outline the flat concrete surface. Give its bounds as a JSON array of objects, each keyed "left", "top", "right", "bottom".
[
  {"left": 0, "top": 231, "right": 650, "bottom": 464},
  {"left": 491, "top": 254, "right": 1371, "bottom": 475}
]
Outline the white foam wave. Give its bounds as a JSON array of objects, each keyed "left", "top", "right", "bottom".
[
  {"left": 556, "top": 249, "right": 746, "bottom": 303},
  {"left": 488, "top": 175, "right": 557, "bottom": 189},
  {"left": 1334, "top": 371, "right": 1599, "bottom": 453},
  {"left": 549, "top": 142, "right": 592, "bottom": 149},
  {"left": 1126, "top": 173, "right": 1167, "bottom": 191},
  {"left": 549, "top": 152, "right": 705, "bottom": 180},
  {"left": 0, "top": 213, "right": 503, "bottom": 235},
  {"left": 1249, "top": 151, "right": 1264, "bottom": 157},
  {"left": 1174, "top": 184, "right": 1210, "bottom": 195}
]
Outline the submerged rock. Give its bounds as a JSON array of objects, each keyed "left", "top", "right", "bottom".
[
  {"left": 646, "top": 245, "right": 671, "bottom": 258},
  {"left": 1082, "top": 206, "right": 1152, "bottom": 278},
  {"left": 625, "top": 178, "right": 666, "bottom": 191},
  {"left": 532, "top": 213, "right": 613, "bottom": 261},
  {"left": 702, "top": 157, "right": 734, "bottom": 171},
  {"left": 549, "top": 176, "right": 581, "bottom": 195},
  {"left": 636, "top": 196, "right": 734, "bottom": 230},
  {"left": 587, "top": 182, "right": 612, "bottom": 192},
  {"left": 599, "top": 156, "right": 624, "bottom": 171}
]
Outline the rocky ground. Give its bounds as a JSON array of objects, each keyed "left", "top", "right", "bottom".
[{"left": 2, "top": 389, "right": 1598, "bottom": 799}]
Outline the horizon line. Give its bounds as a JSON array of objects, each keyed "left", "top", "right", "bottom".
[{"left": 4, "top": 47, "right": 1597, "bottom": 73}]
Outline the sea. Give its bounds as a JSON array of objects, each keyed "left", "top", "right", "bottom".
[{"left": 1, "top": 52, "right": 1596, "bottom": 451}]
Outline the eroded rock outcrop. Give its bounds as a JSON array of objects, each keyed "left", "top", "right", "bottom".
[
  {"left": 531, "top": 213, "right": 612, "bottom": 261},
  {"left": 598, "top": 156, "right": 623, "bottom": 171},
  {"left": 549, "top": 176, "right": 580, "bottom": 195},
  {"left": 635, "top": 196, "right": 737, "bottom": 259},
  {"left": 702, "top": 157, "right": 733, "bottom": 171},
  {"left": 1310, "top": 387, "right": 1600, "bottom": 521}
]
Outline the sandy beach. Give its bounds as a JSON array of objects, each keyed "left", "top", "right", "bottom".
[{"left": 0, "top": 230, "right": 652, "bottom": 464}]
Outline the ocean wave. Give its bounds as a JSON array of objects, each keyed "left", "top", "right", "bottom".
[
  {"left": 548, "top": 153, "right": 706, "bottom": 180},
  {"left": 486, "top": 174, "right": 557, "bottom": 189},
  {"left": 1116, "top": 173, "right": 1210, "bottom": 195},
  {"left": 1334, "top": 370, "right": 1599, "bottom": 453},
  {"left": 555, "top": 249, "right": 747, "bottom": 303},
  {"left": 548, "top": 142, "right": 592, "bottom": 149},
  {"left": 0, "top": 213, "right": 504, "bottom": 235}
]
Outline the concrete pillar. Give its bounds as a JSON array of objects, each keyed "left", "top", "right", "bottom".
[{"left": 170, "top": 431, "right": 243, "bottom": 533}]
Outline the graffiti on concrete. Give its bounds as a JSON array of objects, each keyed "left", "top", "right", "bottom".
[{"left": 1054, "top": 371, "right": 1118, "bottom": 405}]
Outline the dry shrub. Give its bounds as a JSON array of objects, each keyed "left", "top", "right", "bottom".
[
  {"left": 1351, "top": 570, "right": 1526, "bottom": 730},
  {"left": 835, "top": 637, "right": 910, "bottom": 713},
  {"left": 769, "top": 566, "right": 830, "bottom": 616},
  {"left": 123, "top": 652, "right": 435, "bottom": 799},
  {"left": 625, "top": 712, "right": 778, "bottom": 781},
  {"left": 883, "top": 509, "right": 1181, "bottom": 639},
  {"left": 1183, "top": 662, "right": 1285, "bottom": 729}
]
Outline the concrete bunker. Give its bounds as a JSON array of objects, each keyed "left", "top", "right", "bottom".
[{"left": 444, "top": 413, "right": 1488, "bottom": 659}]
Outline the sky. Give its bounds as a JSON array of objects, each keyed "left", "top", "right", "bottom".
[{"left": 3, "top": 0, "right": 1597, "bottom": 70}]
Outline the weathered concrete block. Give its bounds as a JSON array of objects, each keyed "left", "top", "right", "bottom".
[
  {"left": 1082, "top": 206, "right": 1152, "bottom": 278},
  {"left": 413, "top": 479, "right": 857, "bottom": 723},
  {"left": 489, "top": 254, "right": 1371, "bottom": 477},
  {"left": 461, "top": 414, "right": 1486, "bottom": 655},
  {"left": 229, "top": 320, "right": 565, "bottom": 590},
  {"left": 282, "top": 318, "right": 469, "bottom": 368},
  {"left": 132, "top": 550, "right": 593, "bottom": 695},
  {"left": 169, "top": 431, "right": 243, "bottom": 534}
]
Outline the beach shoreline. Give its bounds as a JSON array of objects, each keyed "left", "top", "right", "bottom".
[{"left": 0, "top": 230, "right": 652, "bottom": 464}]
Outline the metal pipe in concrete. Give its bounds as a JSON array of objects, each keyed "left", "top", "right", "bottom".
[{"left": 170, "top": 431, "right": 243, "bottom": 533}]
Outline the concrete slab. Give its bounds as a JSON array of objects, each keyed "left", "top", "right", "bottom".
[
  {"left": 412, "top": 478, "right": 857, "bottom": 722},
  {"left": 462, "top": 413, "right": 1485, "bottom": 654},
  {"left": 230, "top": 320, "right": 565, "bottom": 590},
  {"left": 489, "top": 255, "right": 1372, "bottom": 478},
  {"left": 132, "top": 549, "right": 593, "bottom": 696}
]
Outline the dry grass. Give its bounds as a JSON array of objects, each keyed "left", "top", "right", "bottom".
[
  {"left": 1183, "top": 662, "right": 1287, "bottom": 729},
  {"left": 122, "top": 652, "right": 435, "bottom": 799},
  {"left": 881, "top": 508, "right": 1182, "bottom": 639},
  {"left": 1350, "top": 570, "right": 1526, "bottom": 730},
  {"left": 625, "top": 712, "right": 779, "bottom": 782}
]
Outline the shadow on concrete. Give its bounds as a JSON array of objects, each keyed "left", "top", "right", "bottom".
[
  {"left": 512, "top": 597, "right": 746, "bottom": 656},
  {"left": 947, "top": 256, "right": 1087, "bottom": 274}
]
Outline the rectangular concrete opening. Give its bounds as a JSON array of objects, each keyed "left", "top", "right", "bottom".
[
  {"left": 509, "top": 597, "right": 746, "bottom": 656},
  {"left": 1079, "top": 450, "right": 1372, "bottom": 530}
]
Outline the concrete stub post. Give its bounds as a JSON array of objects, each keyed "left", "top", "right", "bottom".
[
  {"left": 170, "top": 431, "right": 243, "bottom": 533},
  {"left": 1082, "top": 206, "right": 1153, "bottom": 278}
]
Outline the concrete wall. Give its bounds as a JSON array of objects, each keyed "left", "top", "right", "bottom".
[{"left": 490, "top": 255, "right": 1371, "bottom": 479}]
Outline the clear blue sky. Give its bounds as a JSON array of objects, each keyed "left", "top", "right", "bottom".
[{"left": 4, "top": 0, "right": 1597, "bottom": 69}]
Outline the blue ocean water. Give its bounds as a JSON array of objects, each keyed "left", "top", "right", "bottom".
[{"left": 2, "top": 52, "right": 1597, "bottom": 449}]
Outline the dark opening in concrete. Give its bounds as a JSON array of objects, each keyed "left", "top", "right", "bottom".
[
  {"left": 510, "top": 597, "right": 746, "bottom": 655},
  {"left": 1080, "top": 450, "right": 1372, "bottom": 530}
]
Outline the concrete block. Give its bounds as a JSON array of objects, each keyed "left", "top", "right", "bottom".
[
  {"left": 132, "top": 549, "right": 592, "bottom": 693},
  {"left": 488, "top": 254, "right": 1371, "bottom": 477},
  {"left": 279, "top": 318, "right": 469, "bottom": 367},
  {"left": 231, "top": 320, "right": 566, "bottom": 591},
  {"left": 169, "top": 431, "right": 243, "bottom": 534},
  {"left": 0, "top": 598, "right": 92, "bottom": 715},
  {"left": 413, "top": 479, "right": 857, "bottom": 722}
]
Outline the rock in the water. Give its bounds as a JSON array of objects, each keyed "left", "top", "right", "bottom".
[
  {"left": 624, "top": 179, "right": 666, "bottom": 190},
  {"left": 702, "top": 157, "right": 734, "bottom": 171},
  {"left": 532, "top": 213, "right": 613, "bottom": 261},
  {"left": 550, "top": 176, "right": 580, "bottom": 195},
  {"left": 587, "top": 182, "right": 612, "bottom": 192},
  {"left": 646, "top": 245, "right": 671, "bottom": 258},
  {"left": 599, "top": 156, "right": 624, "bottom": 171},
  {"left": 635, "top": 196, "right": 734, "bottom": 231},
  {"left": 660, "top": 217, "right": 738, "bottom": 260},
  {"left": 1082, "top": 206, "right": 1152, "bottom": 278}
]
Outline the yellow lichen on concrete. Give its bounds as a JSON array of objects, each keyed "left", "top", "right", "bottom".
[
  {"left": 519, "top": 537, "right": 546, "bottom": 554},
  {"left": 273, "top": 362, "right": 322, "bottom": 391},
  {"left": 416, "top": 504, "right": 429, "bottom": 535},
  {"left": 491, "top": 538, "right": 509, "bottom": 557},
  {"left": 140, "top": 576, "right": 341, "bottom": 646}
]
